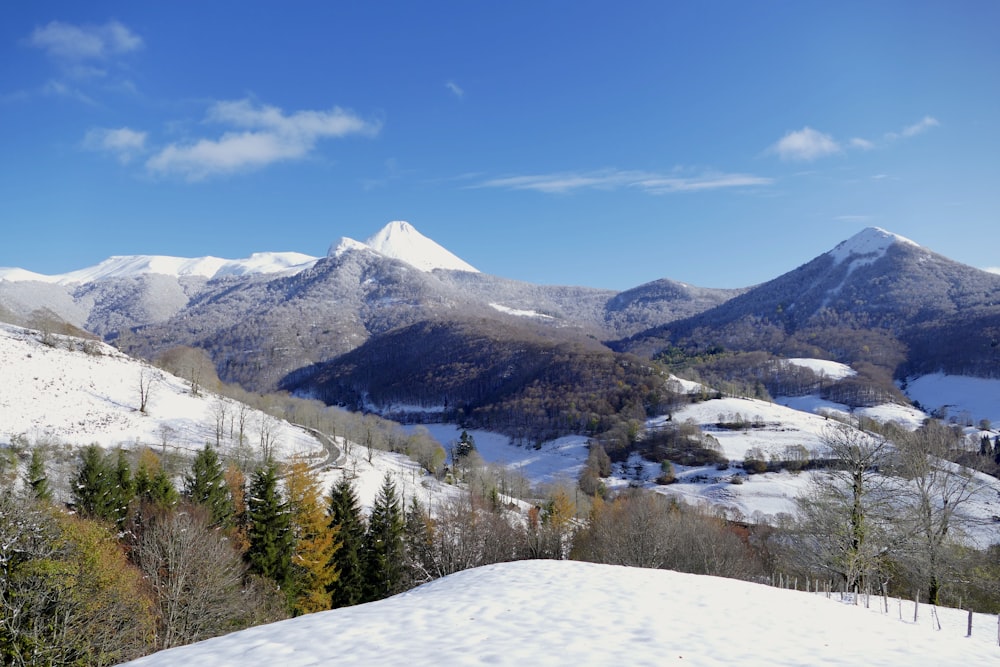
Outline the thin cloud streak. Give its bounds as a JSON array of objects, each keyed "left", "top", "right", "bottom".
[
  {"left": 445, "top": 81, "right": 464, "bottom": 98},
  {"left": 473, "top": 169, "right": 772, "bottom": 194}
]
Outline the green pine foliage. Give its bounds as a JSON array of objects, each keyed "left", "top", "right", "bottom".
[
  {"left": 72, "top": 445, "right": 119, "bottom": 525},
  {"left": 24, "top": 448, "right": 52, "bottom": 503},
  {"left": 327, "top": 476, "right": 366, "bottom": 608},
  {"left": 184, "top": 445, "right": 233, "bottom": 527},
  {"left": 363, "top": 473, "right": 405, "bottom": 602},
  {"left": 246, "top": 459, "right": 293, "bottom": 593}
]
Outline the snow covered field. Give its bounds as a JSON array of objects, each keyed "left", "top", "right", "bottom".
[
  {"left": 120, "top": 559, "right": 1000, "bottom": 667},
  {"left": 0, "top": 324, "right": 319, "bottom": 459}
]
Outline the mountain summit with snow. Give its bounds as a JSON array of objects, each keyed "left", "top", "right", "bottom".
[
  {"left": 828, "top": 226, "right": 922, "bottom": 267},
  {"left": 330, "top": 220, "right": 478, "bottom": 273}
]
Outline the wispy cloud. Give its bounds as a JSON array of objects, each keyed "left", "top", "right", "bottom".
[
  {"left": 83, "top": 127, "right": 148, "bottom": 163},
  {"left": 146, "top": 98, "right": 381, "bottom": 180},
  {"left": 767, "top": 127, "right": 842, "bottom": 161},
  {"left": 849, "top": 137, "right": 875, "bottom": 150},
  {"left": 888, "top": 115, "right": 940, "bottom": 140},
  {"left": 834, "top": 214, "right": 872, "bottom": 223},
  {"left": 28, "top": 20, "right": 143, "bottom": 63},
  {"left": 473, "top": 168, "right": 772, "bottom": 194},
  {"left": 445, "top": 81, "right": 464, "bottom": 99}
]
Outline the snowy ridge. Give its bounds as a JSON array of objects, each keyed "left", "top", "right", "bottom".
[
  {"left": 828, "top": 227, "right": 920, "bottom": 267},
  {"left": 0, "top": 252, "right": 318, "bottom": 285},
  {"left": 120, "top": 559, "right": 1000, "bottom": 666}
]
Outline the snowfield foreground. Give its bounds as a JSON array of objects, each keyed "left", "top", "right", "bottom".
[{"left": 121, "top": 560, "right": 998, "bottom": 667}]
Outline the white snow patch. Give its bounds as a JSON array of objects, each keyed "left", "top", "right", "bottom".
[
  {"left": 488, "top": 302, "right": 554, "bottom": 319},
  {"left": 120, "top": 559, "right": 1000, "bottom": 667},
  {"left": 784, "top": 357, "right": 856, "bottom": 380}
]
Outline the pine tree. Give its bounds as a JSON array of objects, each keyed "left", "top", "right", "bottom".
[
  {"left": 134, "top": 447, "right": 179, "bottom": 508},
  {"left": 110, "top": 448, "right": 136, "bottom": 527},
  {"left": 363, "top": 473, "right": 405, "bottom": 601},
  {"left": 285, "top": 459, "right": 340, "bottom": 615},
  {"left": 455, "top": 430, "right": 476, "bottom": 458},
  {"left": 401, "top": 496, "right": 434, "bottom": 589},
  {"left": 24, "top": 447, "right": 52, "bottom": 503},
  {"left": 184, "top": 445, "right": 233, "bottom": 528},
  {"left": 246, "top": 459, "right": 293, "bottom": 594},
  {"left": 73, "top": 444, "right": 117, "bottom": 523},
  {"left": 328, "top": 475, "right": 366, "bottom": 608}
]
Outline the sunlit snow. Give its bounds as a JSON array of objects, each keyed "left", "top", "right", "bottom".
[{"left": 120, "top": 559, "right": 1000, "bottom": 667}]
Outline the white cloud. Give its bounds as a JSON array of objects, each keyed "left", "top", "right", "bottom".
[
  {"left": 445, "top": 81, "right": 464, "bottom": 98},
  {"left": 474, "top": 168, "right": 772, "bottom": 194},
  {"left": 146, "top": 99, "right": 380, "bottom": 180},
  {"left": 900, "top": 115, "right": 940, "bottom": 138},
  {"left": 83, "top": 127, "right": 148, "bottom": 163},
  {"left": 29, "top": 20, "right": 143, "bottom": 61},
  {"left": 849, "top": 137, "right": 874, "bottom": 150},
  {"left": 768, "top": 127, "right": 841, "bottom": 161},
  {"left": 834, "top": 214, "right": 872, "bottom": 223}
]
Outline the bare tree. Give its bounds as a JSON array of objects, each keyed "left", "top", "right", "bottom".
[
  {"left": 895, "top": 421, "right": 985, "bottom": 604},
  {"left": 138, "top": 367, "right": 156, "bottom": 414},
  {"left": 127, "top": 502, "right": 250, "bottom": 650},
  {"left": 793, "top": 421, "right": 900, "bottom": 593},
  {"left": 212, "top": 399, "right": 229, "bottom": 448}
]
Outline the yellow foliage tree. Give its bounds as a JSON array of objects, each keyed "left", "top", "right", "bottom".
[{"left": 285, "top": 459, "right": 340, "bottom": 615}]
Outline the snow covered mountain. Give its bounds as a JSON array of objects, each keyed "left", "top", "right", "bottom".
[
  {"left": 358, "top": 219, "right": 478, "bottom": 273},
  {"left": 119, "top": 559, "right": 1000, "bottom": 667},
  {"left": 619, "top": 226, "right": 1000, "bottom": 378},
  {"left": 0, "top": 220, "right": 475, "bottom": 287},
  {"left": 0, "top": 251, "right": 318, "bottom": 285}
]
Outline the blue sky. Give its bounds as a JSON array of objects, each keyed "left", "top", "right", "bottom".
[{"left": 1, "top": 2, "right": 998, "bottom": 290}]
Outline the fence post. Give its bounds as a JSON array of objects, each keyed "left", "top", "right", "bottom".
[{"left": 967, "top": 609, "right": 972, "bottom": 638}]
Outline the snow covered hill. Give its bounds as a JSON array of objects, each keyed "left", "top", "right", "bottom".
[{"left": 119, "top": 559, "right": 1000, "bottom": 667}]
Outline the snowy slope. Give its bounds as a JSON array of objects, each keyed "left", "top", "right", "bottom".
[
  {"left": 0, "top": 323, "right": 458, "bottom": 512},
  {"left": 364, "top": 220, "right": 478, "bottom": 272},
  {"left": 0, "top": 323, "right": 319, "bottom": 458},
  {"left": 120, "top": 559, "right": 1000, "bottom": 667}
]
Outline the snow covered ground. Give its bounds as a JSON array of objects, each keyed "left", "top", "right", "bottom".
[
  {"left": 0, "top": 324, "right": 319, "bottom": 460},
  {"left": 120, "top": 559, "right": 1000, "bottom": 667}
]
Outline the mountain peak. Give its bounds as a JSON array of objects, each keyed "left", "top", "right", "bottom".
[
  {"left": 828, "top": 227, "right": 921, "bottom": 267},
  {"left": 360, "top": 220, "right": 478, "bottom": 273}
]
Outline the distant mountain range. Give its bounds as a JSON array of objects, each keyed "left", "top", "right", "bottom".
[{"left": 2, "top": 222, "right": 998, "bottom": 439}]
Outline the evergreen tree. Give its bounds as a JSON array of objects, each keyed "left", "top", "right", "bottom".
[
  {"left": 455, "top": 430, "right": 476, "bottom": 458},
  {"left": 110, "top": 449, "right": 136, "bottom": 527},
  {"left": 401, "top": 496, "right": 434, "bottom": 589},
  {"left": 327, "top": 475, "right": 366, "bottom": 608},
  {"left": 24, "top": 447, "right": 52, "bottom": 503},
  {"left": 134, "top": 448, "right": 179, "bottom": 508},
  {"left": 286, "top": 460, "right": 340, "bottom": 615},
  {"left": 363, "top": 473, "right": 405, "bottom": 601},
  {"left": 73, "top": 444, "right": 117, "bottom": 523},
  {"left": 184, "top": 445, "right": 233, "bottom": 528},
  {"left": 246, "top": 459, "right": 293, "bottom": 594}
]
